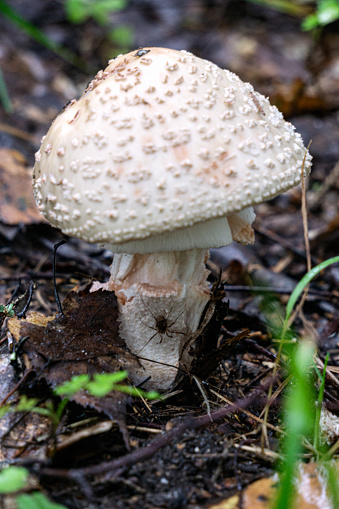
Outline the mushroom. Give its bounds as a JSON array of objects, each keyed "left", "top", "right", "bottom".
[{"left": 33, "top": 47, "right": 312, "bottom": 390}]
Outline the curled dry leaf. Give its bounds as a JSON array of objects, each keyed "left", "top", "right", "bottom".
[
  {"left": 7, "top": 288, "right": 142, "bottom": 447},
  {"left": 0, "top": 148, "right": 45, "bottom": 225}
]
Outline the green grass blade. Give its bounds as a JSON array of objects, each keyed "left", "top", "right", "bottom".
[
  {"left": 111, "top": 384, "right": 161, "bottom": 400},
  {"left": 323, "top": 461, "right": 339, "bottom": 508},
  {"left": 272, "top": 340, "right": 316, "bottom": 509},
  {"left": 246, "top": 0, "right": 310, "bottom": 17},
  {"left": 285, "top": 256, "right": 339, "bottom": 324},
  {"left": 17, "top": 491, "right": 68, "bottom": 509},
  {"left": 0, "top": 65, "right": 13, "bottom": 113},
  {"left": 0, "top": 0, "right": 86, "bottom": 69},
  {"left": 313, "top": 352, "right": 329, "bottom": 451}
]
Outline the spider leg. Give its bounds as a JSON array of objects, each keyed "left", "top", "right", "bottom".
[
  {"left": 167, "top": 308, "right": 184, "bottom": 328},
  {"left": 140, "top": 320, "right": 158, "bottom": 332},
  {"left": 136, "top": 331, "right": 159, "bottom": 355},
  {"left": 157, "top": 333, "right": 165, "bottom": 344},
  {"left": 167, "top": 329, "right": 186, "bottom": 336}
]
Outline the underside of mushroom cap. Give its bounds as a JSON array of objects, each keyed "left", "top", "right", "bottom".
[
  {"left": 103, "top": 208, "right": 255, "bottom": 253},
  {"left": 33, "top": 47, "right": 312, "bottom": 249}
]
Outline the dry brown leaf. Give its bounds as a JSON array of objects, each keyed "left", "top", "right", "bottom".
[
  {"left": 7, "top": 288, "right": 143, "bottom": 448},
  {"left": 208, "top": 495, "right": 239, "bottom": 509},
  {"left": 0, "top": 148, "right": 45, "bottom": 224},
  {"left": 209, "top": 462, "right": 339, "bottom": 509},
  {"left": 241, "top": 477, "right": 276, "bottom": 509}
]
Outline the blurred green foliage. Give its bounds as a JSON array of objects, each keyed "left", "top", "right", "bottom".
[
  {"left": 302, "top": 0, "right": 339, "bottom": 30},
  {"left": 247, "top": 0, "right": 339, "bottom": 30},
  {"left": 64, "top": 0, "right": 133, "bottom": 53},
  {"left": 0, "top": 467, "right": 28, "bottom": 494},
  {"left": 64, "top": 0, "right": 127, "bottom": 24},
  {"left": 0, "top": 466, "right": 68, "bottom": 508},
  {"left": 0, "top": 302, "right": 15, "bottom": 318},
  {"left": 247, "top": 0, "right": 312, "bottom": 16},
  {"left": 0, "top": 0, "right": 84, "bottom": 68},
  {"left": 273, "top": 340, "right": 316, "bottom": 509},
  {"left": 0, "top": 65, "right": 13, "bottom": 114},
  {"left": 271, "top": 256, "right": 339, "bottom": 508},
  {"left": 54, "top": 371, "right": 160, "bottom": 399},
  {"left": 17, "top": 492, "right": 68, "bottom": 509}
]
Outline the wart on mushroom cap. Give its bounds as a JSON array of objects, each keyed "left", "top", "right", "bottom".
[{"left": 33, "top": 47, "right": 312, "bottom": 390}]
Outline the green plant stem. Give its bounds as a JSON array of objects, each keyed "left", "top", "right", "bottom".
[
  {"left": 274, "top": 432, "right": 300, "bottom": 509},
  {"left": 0, "top": 66, "right": 13, "bottom": 113},
  {"left": 246, "top": 0, "right": 311, "bottom": 17},
  {"left": 313, "top": 352, "right": 329, "bottom": 452},
  {"left": 0, "top": 0, "right": 86, "bottom": 70},
  {"left": 321, "top": 439, "right": 339, "bottom": 461},
  {"left": 273, "top": 341, "right": 315, "bottom": 509},
  {"left": 325, "top": 461, "right": 339, "bottom": 509},
  {"left": 282, "top": 256, "right": 339, "bottom": 339},
  {"left": 55, "top": 397, "right": 69, "bottom": 425}
]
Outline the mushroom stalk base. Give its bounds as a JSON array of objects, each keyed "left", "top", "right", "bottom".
[{"left": 109, "top": 248, "right": 211, "bottom": 390}]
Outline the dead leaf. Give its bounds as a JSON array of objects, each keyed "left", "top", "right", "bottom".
[
  {"left": 208, "top": 495, "right": 239, "bottom": 509},
  {"left": 0, "top": 148, "right": 45, "bottom": 224},
  {"left": 241, "top": 477, "right": 276, "bottom": 509},
  {"left": 8, "top": 288, "right": 143, "bottom": 448},
  {"left": 209, "top": 462, "right": 339, "bottom": 509}
]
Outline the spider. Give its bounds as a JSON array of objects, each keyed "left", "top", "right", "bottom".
[{"left": 136, "top": 294, "right": 186, "bottom": 355}]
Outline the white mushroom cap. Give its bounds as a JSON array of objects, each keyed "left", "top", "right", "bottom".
[{"left": 33, "top": 47, "right": 312, "bottom": 253}]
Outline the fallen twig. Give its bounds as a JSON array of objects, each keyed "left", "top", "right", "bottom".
[
  {"left": 0, "top": 368, "right": 33, "bottom": 408},
  {"left": 37, "top": 380, "right": 274, "bottom": 483}
]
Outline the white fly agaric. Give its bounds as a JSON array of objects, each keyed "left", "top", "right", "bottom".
[{"left": 33, "top": 47, "right": 312, "bottom": 390}]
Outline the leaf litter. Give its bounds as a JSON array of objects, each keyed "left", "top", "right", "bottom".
[
  {"left": 7, "top": 287, "right": 141, "bottom": 449},
  {"left": 1, "top": 1, "right": 339, "bottom": 508}
]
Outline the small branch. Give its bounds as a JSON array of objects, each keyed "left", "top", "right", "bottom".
[
  {"left": 0, "top": 369, "right": 33, "bottom": 408},
  {"left": 192, "top": 375, "right": 212, "bottom": 421},
  {"left": 255, "top": 224, "right": 318, "bottom": 266},
  {"left": 16, "top": 280, "right": 36, "bottom": 319},
  {"left": 53, "top": 240, "right": 67, "bottom": 315},
  {"left": 38, "top": 381, "right": 273, "bottom": 481},
  {"left": 288, "top": 143, "right": 313, "bottom": 326}
]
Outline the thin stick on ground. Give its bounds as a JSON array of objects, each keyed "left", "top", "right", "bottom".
[
  {"left": 288, "top": 142, "right": 312, "bottom": 326},
  {"left": 260, "top": 147, "right": 312, "bottom": 450},
  {"left": 37, "top": 378, "right": 276, "bottom": 484},
  {"left": 209, "top": 388, "right": 285, "bottom": 435},
  {"left": 0, "top": 369, "right": 33, "bottom": 408},
  {"left": 192, "top": 375, "right": 212, "bottom": 421}
]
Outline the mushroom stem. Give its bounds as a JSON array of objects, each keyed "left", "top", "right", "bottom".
[{"left": 108, "top": 249, "right": 211, "bottom": 389}]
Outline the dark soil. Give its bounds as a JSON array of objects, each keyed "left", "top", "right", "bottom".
[{"left": 0, "top": 1, "right": 338, "bottom": 508}]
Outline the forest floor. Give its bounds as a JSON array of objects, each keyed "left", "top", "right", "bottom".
[{"left": 0, "top": 1, "right": 338, "bottom": 508}]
